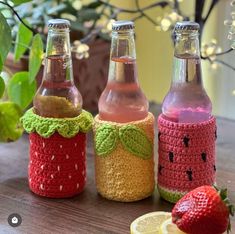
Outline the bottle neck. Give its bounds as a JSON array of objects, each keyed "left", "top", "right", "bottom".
[
  {"left": 172, "top": 32, "right": 202, "bottom": 85},
  {"left": 43, "top": 28, "right": 73, "bottom": 83},
  {"left": 110, "top": 30, "right": 136, "bottom": 59},
  {"left": 108, "top": 30, "right": 138, "bottom": 83}
]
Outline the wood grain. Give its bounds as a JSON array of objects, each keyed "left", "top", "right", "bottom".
[{"left": 0, "top": 104, "right": 234, "bottom": 234}]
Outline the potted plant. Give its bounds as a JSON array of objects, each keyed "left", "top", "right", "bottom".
[
  {"left": 0, "top": 0, "right": 115, "bottom": 142},
  {"left": 6, "top": 0, "right": 115, "bottom": 110}
]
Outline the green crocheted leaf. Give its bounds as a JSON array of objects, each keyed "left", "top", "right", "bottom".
[
  {"left": 119, "top": 125, "right": 152, "bottom": 160},
  {"left": 21, "top": 108, "right": 93, "bottom": 138},
  {"left": 95, "top": 124, "right": 118, "bottom": 156}
]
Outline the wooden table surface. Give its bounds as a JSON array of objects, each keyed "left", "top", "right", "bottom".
[{"left": 0, "top": 104, "right": 234, "bottom": 234}]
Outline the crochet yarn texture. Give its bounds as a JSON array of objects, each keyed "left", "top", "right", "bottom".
[
  {"left": 95, "top": 124, "right": 152, "bottom": 159},
  {"left": 157, "top": 114, "right": 216, "bottom": 203},
  {"left": 93, "top": 112, "right": 155, "bottom": 202},
  {"left": 21, "top": 108, "right": 93, "bottom": 138},
  {"left": 21, "top": 108, "right": 93, "bottom": 198}
]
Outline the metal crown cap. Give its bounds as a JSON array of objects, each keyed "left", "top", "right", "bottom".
[
  {"left": 112, "top": 20, "right": 135, "bottom": 31},
  {"left": 174, "top": 21, "right": 200, "bottom": 33},
  {"left": 48, "top": 19, "right": 70, "bottom": 29}
]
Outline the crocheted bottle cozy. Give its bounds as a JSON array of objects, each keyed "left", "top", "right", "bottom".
[
  {"left": 93, "top": 112, "right": 155, "bottom": 202},
  {"left": 21, "top": 108, "right": 93, "bottom": 198},
  {"left": 157, "top": 114, "right": 217, "bottom": 203}
]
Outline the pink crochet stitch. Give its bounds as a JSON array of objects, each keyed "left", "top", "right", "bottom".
[{"left": 157, "top": 114, "right": 216, "bottom": 203}]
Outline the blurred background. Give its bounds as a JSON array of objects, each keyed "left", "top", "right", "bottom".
[
  {"left": 107, "top": 0, "right": 235, "bottom": 119},
  {"left": 0, "top": 0, "right": 235, "bottom": 142}
]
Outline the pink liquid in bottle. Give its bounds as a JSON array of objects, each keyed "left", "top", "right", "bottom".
[
  {"left": 98, "top": 22, "right": 148, "bottom": 123},
  {"left": 162, "top": 22, "right": 212, "bottom": 123}
]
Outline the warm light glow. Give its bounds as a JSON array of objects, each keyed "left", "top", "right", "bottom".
[
  {"left": 102, "top": 19, "right": 116, "bottom": 34},
  {"left": 72, "top": 40, "right": 90, "bottom": 59},
  {"left": 202, "top": 40, "right": 222, "bottom": 60},
  {"left": 211, "top": 63, "right": 219, "bottom": 70},
  {"left": 161, "top": 18, "right": 171, "bottom": 31},
  {"left": 72, "top": 0, "right": 82, "bottom": 10},
  {"left": 156, "top": 10, "right": 183, "bottom": 32},
  {"left": 156, "top": 11, "right": 183, "bottom": 32}
]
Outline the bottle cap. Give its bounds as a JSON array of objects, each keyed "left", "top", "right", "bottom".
[
  {"left": 112, "top": 20, "right": 135, "bottom": 31},
  {"left": 48, "top": 19, "right": 70, "bottom": 29},
  {"left": 174, "top": 21, "right": 199, "bottom": 33}
]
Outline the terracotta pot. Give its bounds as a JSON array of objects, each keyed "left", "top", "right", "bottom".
[{"left": 5, "top": 39, "right": 110, "bottom": 113}]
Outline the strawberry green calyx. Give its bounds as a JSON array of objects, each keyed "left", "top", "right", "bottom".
[
  {"left": 21, "top": 108, "right": 93, "bottom": 138},
  {"left": 213, "top": 185, "right": 235, "bottom": 233}
]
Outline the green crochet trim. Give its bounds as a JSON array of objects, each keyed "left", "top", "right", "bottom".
[
  {"left": 95, "top": 124, "right": 152, "bottom": 159},
  {"left": 157, "top": 185, "right": 185, "bottom": 203},
  {"left": 21, "top": 108, "right": 93, "bottom": 138}
]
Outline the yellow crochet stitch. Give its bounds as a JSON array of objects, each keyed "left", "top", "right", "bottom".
[{"left": 93, "top": 112, "right": 155, "bottom": 202}]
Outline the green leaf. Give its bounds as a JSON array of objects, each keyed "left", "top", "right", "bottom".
[
  {"left": 119, "top": 125, "right": 153, "bottom": 159},
  {"left": 70, "top": 21, "right": 88, "bottom": 33},
  {"left": 12, "top": 0, "right": 32, "bottom": 4},
  {"left": 0, "top": 76, "right": 5, "bottom": 98},
  {"left": 77, "top": 9, "right": 100, "bottom": 22},
  {"left": 0, "top": 102, "right": 23, "bottom": 142},
  {"left": 29, "top": 34, "right": 43, "bottom": 83},
  {"left": 8, "top": 72, "right": 36, "bottom": 110},
  {"left": 0, "top": 55, "right": 3, "bottom": 71},
  {"left": 86, "top": 1, "right": 103, "bottom": 9},
  {"left": 95, "top": 124, "right": 118, "bottom": 156},
  {"left": 14, "top": 22, "right": 33, "bottom": 61},
  {"left": 0, "top": 12, "right": 11, "bottom": 63}
]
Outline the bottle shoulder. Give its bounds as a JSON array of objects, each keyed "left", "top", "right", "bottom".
[
  {"left": 162, "top": 86, "right": 212, "bottom": 123},
  {"left": 33, "top": 81, "right": 83, "bottom": 118}
]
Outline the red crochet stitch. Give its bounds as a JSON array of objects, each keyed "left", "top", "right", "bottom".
[
  {"left": 29, "top": 132, "right": 86, "bottom": 198},
  {"left": 157, "top": 114, "right": 216, "bottom": 195}
]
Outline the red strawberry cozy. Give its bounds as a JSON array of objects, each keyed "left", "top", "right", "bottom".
[{"left": 21, "top": 108, "right": 93, "bottom": 198}]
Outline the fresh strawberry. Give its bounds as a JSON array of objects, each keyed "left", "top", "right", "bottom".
[{"left": 172, "top": 185, "right": 234, "bottom": 234}]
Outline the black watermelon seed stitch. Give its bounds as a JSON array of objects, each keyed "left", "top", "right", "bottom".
[
  {"left": 158, "top": 165, "right": 164, "bottom": 175},
  {"left": 158, "top": 132, "right": 161, "bottom": 141},
  {"left": 183, "top": 136, "right": 190, "bottom": 147},
  {"left": 169, "top": 152, "right": 174, "bottom": 162},
  {"left": 215, "top": 128, "right": 217, "bottom": 140},
  {"left": 201, "top": 152, "right": 207, "bottom": 162},
  {"left": 186, "top": 169, "right": 193, "bottom": 181},
  {"left": 213, "top": 165, "right": 216, "bottom": 171}
]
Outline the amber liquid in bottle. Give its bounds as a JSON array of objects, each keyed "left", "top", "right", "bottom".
[{"left": 33, "top": 19, "right": 82, "bottom": 118}]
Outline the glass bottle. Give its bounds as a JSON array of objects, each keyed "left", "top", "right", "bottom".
[
  {"left": 162, "top": 21, "right": 212, "bottom": 123},
  {"left": 33, "top": 19, "right": 82, "bottom": 118},
  {"left": 98, "top": 21, "right": 148, "bottom": 123}
]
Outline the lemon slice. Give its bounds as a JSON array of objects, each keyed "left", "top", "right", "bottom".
[
  {"left": 159, "top": 218, "right": 186, "bottom": 234},
  {"left": 130, "top": 211, "right": 172, "bottom": 234}
]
